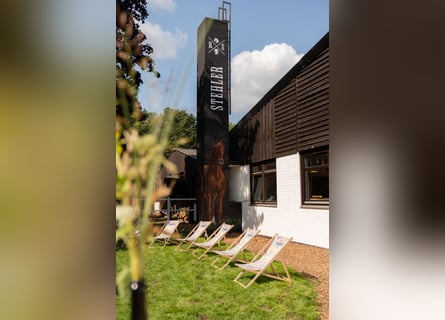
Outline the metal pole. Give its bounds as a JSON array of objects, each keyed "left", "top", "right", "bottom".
[
  {"left": 218, "top": 1, "right": 231, "bottom": 114},
  {"left": 167, "top": 197, "right": 171, "bottom": 221}
]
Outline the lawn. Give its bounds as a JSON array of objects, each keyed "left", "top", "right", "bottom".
[{"left": 116, "top": 240, "right": 320, "bottom": 320}]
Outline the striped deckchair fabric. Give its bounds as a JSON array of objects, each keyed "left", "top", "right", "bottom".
[
  {"left": 176, "top": 220, "right": 212, "bottom": 251},
  {"left": 233, "top": 234, "right": 292, "bottom": 288},
  {"left": 148, "top": 220, "right": 181, "bottom": 248},
  {"left": 191, "top": 223, "right": 234, "bottom": 260},
  {"left": 211, "top": 228, "right": 260, "bottom": 270}
]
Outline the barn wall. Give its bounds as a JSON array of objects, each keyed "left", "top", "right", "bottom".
[
  {"left": 275, "top": 78, "right": 298, "bottom": 156},
  {"left": 229, "top": 100, "right": 275, "bottom": 164},
  {"left": 296, "top": 47, "right": 329, "bottom": 151},
  {"left": 230, "top": 34, "right": 329, "bottom": 163},
  {"left": 228, "top": 33, "right": 330, "bottom": 249}
]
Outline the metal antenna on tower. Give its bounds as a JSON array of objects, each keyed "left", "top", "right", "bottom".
[
  {"left": 218, "top": 1, "right": 231, "bottom": 21},
  {"left": 218, "top": 1, "right": 232, "bottom": 115}
]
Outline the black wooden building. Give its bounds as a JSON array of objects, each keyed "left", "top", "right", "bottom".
[
  {"left": 228, "top": 32, "right": 329, "bottom": 248},
  {"left": 230, "top": 33, "right": 329, "bottom": 163}
]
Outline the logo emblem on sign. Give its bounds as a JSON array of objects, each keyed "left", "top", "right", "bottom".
[{"left": 208, "top": 37, "right": 226, "bottom": 56}]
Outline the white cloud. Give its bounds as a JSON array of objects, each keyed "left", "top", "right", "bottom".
[
  {"left": 149, "top": 0, "right": 176, "bottom": 13},
  {"left": 141, "top": 21, "right": 188, "bottom": 60},
  {"left": 231, "top": 43, "right": 303, "bottom": 114}
]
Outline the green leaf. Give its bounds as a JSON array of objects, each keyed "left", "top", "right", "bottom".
[
  {"left": 116, "top": 268, "right": 132, "bottom": 302},
  {"left": 116, "top": 224, "right": 133, "bottom": 242}
]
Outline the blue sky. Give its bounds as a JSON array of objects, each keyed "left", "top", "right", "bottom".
[{"left": 138, "top": 0, "right": 328, "bottom": 123}]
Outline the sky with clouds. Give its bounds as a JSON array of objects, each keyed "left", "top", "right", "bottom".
[{"left": 138, "top": 0, "right": 328, "bottom": 123}]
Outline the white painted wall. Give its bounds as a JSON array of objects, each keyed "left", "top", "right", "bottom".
[
  {"left": 228, "top": 154, "right": 329, "bottom": 249},
  {"left": 228, "top": 165, "right": 250, "bottom": 202}
]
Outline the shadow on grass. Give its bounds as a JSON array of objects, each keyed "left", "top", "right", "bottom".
[{"left": 233, "top": 266, "right": 310, "bottom": 286}]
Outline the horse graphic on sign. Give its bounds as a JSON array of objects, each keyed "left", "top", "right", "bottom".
[{"left": 201, "top": 137, "right": 226, "bottom": 222}]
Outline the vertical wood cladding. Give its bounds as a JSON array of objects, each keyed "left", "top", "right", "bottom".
[
  {"left": 248, "top": 100, "right": 275, "bottom": 163},
  {"left": 230, "top": 33, "right": 329, "bottom": 163},
  {"left": 229, "top": 100, "right": 275, "bottom": 164},
  {"left": 274, "top": 78, "right": 297, "bottom": 156},
  {"left": 296, "top": 48, "right": 329, "bottom": 151},
  {"left": 274, "top": 47, "right": 329, "bottom": 156}
]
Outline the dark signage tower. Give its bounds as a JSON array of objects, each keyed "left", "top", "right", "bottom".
[{"left": 197, "top": 2, "right": 231, "bottom": 222}]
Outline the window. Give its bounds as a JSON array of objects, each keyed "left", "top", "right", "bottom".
[
  {"left": 251, "top": 160, "right": 277, "bottom": 205},
  {"left": 301, "top": 149, "right": 329, "bottom": 206}
]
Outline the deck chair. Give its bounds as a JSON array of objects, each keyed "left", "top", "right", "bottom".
[
  {"left": 148, "top": 220, "right": 181, "bottom": 248},
  {"left": 176, "top": 220, "right": 212, "bottom": 251},
  {"left": 191, "top": 223, "right": 234, "bottom": 260},
  {"left": 233, "top": 234, "right": 293, "bottom": 288},
  {"left": 211, "top": 228, "right": 260, "bottom": 270}
]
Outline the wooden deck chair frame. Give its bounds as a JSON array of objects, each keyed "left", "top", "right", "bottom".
[
  {"left": 211, "top": 228, "right": 260, "bottom": 270},
  {"left": 176, "top": 220, "right": 212, "bottom": 251},
  {"left": 233, "top": 234, "right": 293, "bottom": 288},
  {"left": 191, "top": 223, "right": 234, "bottom": 260},
  {"left": 148, "top": 220, "right": 181, "bottom": 248}
]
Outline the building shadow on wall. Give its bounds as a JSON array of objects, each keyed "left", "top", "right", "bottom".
[
  {"left": 229, "top": 118, "right": 259, "bottom": 164},
  {"left": 243, "top": 209, "right": 264, "bottom": 231}
]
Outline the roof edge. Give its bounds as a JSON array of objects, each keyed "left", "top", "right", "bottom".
[{"left": 231, "top": 32, "right": 329, "bottom": 133}]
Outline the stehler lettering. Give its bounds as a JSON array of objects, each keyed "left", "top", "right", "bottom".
[{"left": 210, "top": 66, "right": 224, "bottom": 111}]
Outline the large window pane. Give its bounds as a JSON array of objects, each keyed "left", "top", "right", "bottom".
[
  {"left": 252, "top": 175, "right": 263, "bottom": 202},
  {"left": 305, "top": 154, "right": 328, "bottom": 168},
  {"left": 252, "top": 164, "right": 262, "bottom": 173},
  {"left": 307, "top": 167, "right": 329, "bottom": 200},
  {"left": 250, "top": 160, "right": 277, "bottom": 205},
  {"left": 264, "top": 162, "right": 276, "bottom": 171},
  {"left": 264, "top": 172, "right": 277, "bottom": 202},
  {"left": 302, "top": 150, "right": 329, "bottom": 205}
]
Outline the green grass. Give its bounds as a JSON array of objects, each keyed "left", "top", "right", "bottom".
[{"left": 116, "top": 241, "right": 320, "bottom": 320}]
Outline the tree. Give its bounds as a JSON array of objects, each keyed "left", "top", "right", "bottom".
[
  {"left": 134, "top": 108, "right": 197, "bottom": 156},
  {"left": 132, "top": 110, "right": 157, "bottom": 136},
  {"left": 165, "top": 108, "right": 197, "bottom": 150},
  {"left": 116, "top": 0, "right": 160, "bottom": 129}
]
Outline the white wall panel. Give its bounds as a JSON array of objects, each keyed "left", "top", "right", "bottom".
[
  {"left": 231, "top": 154, "right": 329, "bottom": 249},
  {"left": 228, "top": 165, "right": 250, "bottom": 202}
]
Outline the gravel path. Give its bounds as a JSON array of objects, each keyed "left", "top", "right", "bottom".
[{"left": 227, "top": 234, "right": 329, "bottom": 320}]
